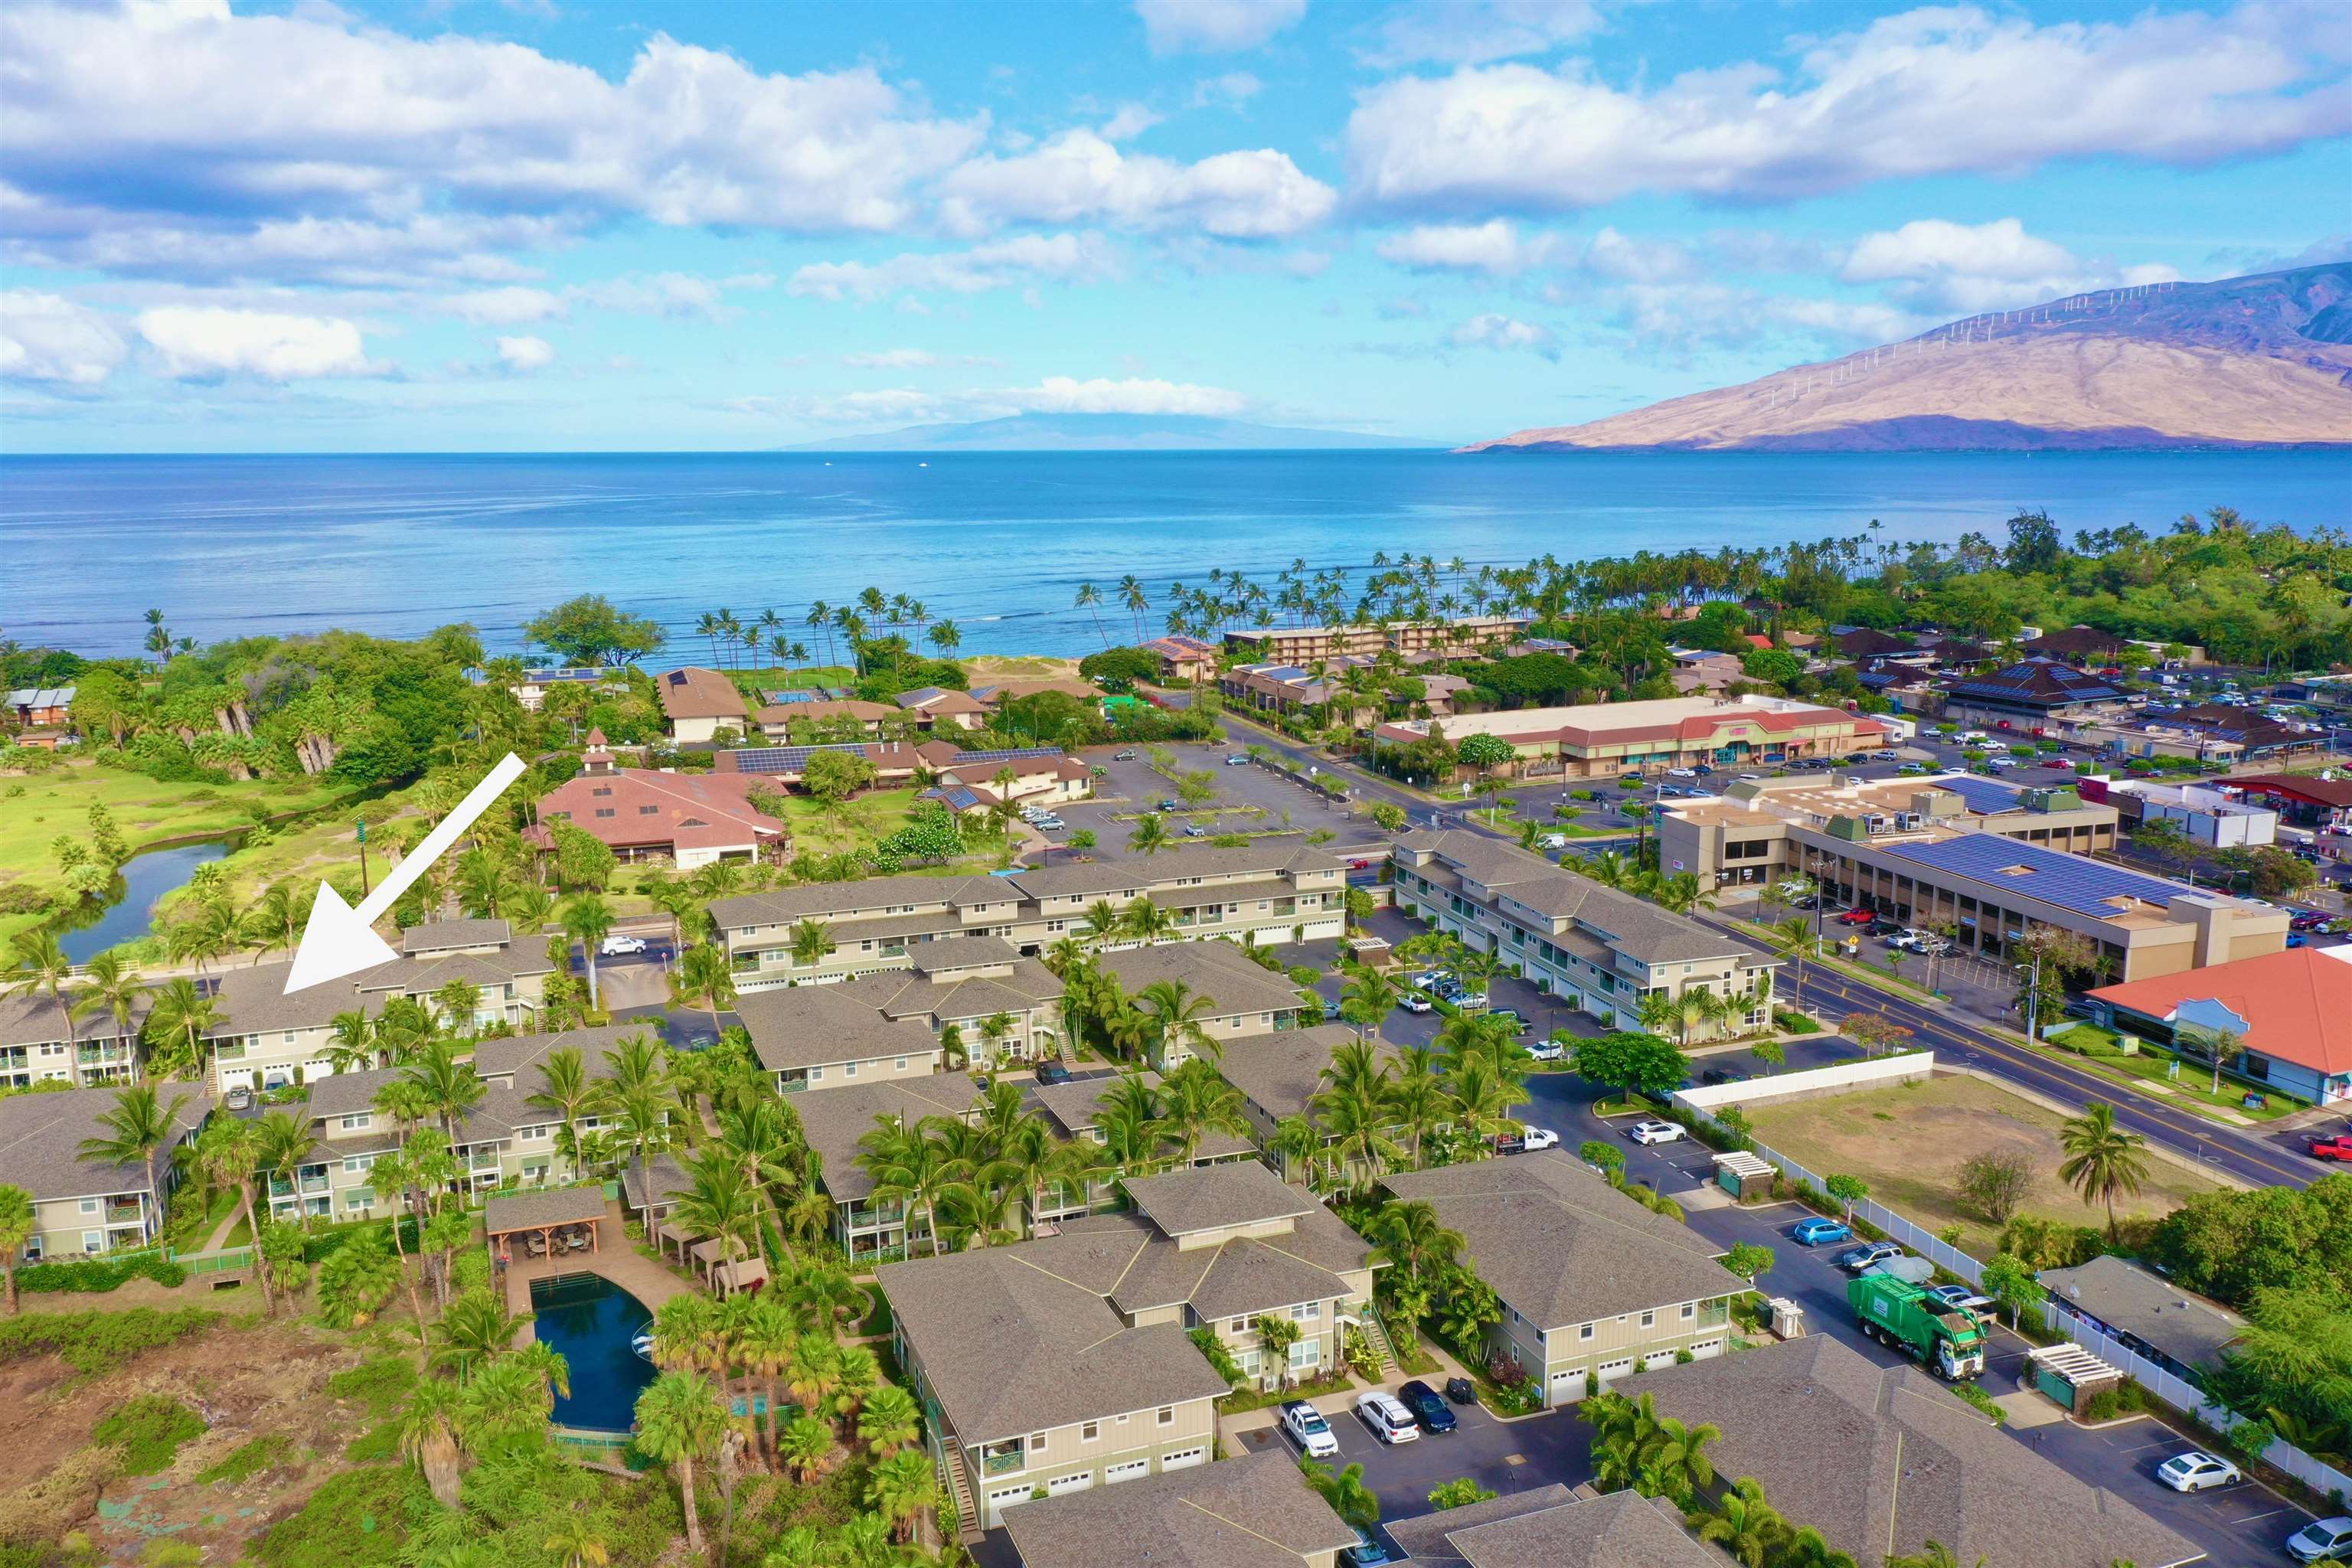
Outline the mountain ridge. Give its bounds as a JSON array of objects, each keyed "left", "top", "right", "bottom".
[
  {"left": 783, "top": 412, "right": 1439, "bottom": 452},
  {"left": 1465, "top": 264, "right": 2352, "bottom": 453}
]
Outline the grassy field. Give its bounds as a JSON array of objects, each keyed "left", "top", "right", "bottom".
[{"left": 1745, "top": 1073, "right": 2224, "bottom": 1255}]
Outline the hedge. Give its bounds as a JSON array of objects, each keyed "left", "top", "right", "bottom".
[{"left": 18, "top": 1253, "right": 188, "bottom": 1294}]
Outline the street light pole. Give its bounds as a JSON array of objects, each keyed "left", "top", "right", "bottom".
[{"left": 2016, "top": 948, "right": 2043, "bottom": 1043}]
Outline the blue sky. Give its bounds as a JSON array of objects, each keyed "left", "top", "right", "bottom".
[{"left": 3, "top": 0, "right": 2347, "bottom": 451}]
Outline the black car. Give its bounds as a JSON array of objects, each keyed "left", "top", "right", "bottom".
[
  {"left": 1699, "top": 1066, "right": 1747, "bottom": 1087},
  {"left": 1396, "top": 1380, "right": 1457, "bottom": 1433},
  {"left": 1033, "top": 1060, "right": 1071, "bottom": 1085},
  {"left": 1442, "top": 1376, "right": 1475, "bottom": 1406}
]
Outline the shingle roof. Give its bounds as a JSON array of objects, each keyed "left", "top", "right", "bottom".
[
  {"left": 794, "top": 1072, "right": 985, "bottom": 1201},
  {"left": 1943, "top": 657, "right": 2126, "bottom": 707},
  {"left": 484, "top": 1186, "right": 608, "bottom": 1235},
  {"left": 2025, "top": 625, "right": 2130, "bottom": 657},
  {"left": 0, "top": 1083, "right": 206, "bottom": 1204},
  {"left": 1214, "top": 1024, "right": 1393, "bottom": 1123},
  {"left": 1001, "top": 1449, "right": 1356, "bottom": 1568},
  {"left": 1122, "top": 1159, "right": 1315, "bottom": 1238},
  {"left": 875, "top": 1248, "right": 1229, "bottom": 1442},
  {"left": 1382, "top": 1484, "right": 1580, "bottom": 1565},
  {"left": 735, "top": 985, "right": 942, "bottom": 1073},
  {"left": 1635, "top": 1337, "right": 2203, "bottom": 1568},
  {"left": 400, "top": 918, "right": 511, "bottom": 955},
  {"left": 2040, "top": 1254, "right": 2246, "bottom": 1369},
  {"left": 1445, "top": 1491, "right": 1716, "bottom": 1568},
  {"left": 1380, "top": 1155, "right": 1740, "bottom": 1329},
  {"left": 656, "top": 666, "right": 751, "bottom": 721},
  {"left": 1092, "top": 942, "right": 1306, "bottom": 1019},
  {"left": 1021, "top": 1071, "right": 1254, "bottom": 1160},
  {"left": 2089, "top": 946, "right": 2352, "bottom": 1079},
  {"left": 469, "top": 1022, "right": 643, "bottom": 1085},
  {"left": 708, "top": 874, "right": 989, "bottom": 930},
  {"left": 1394, "top": 830, "right": 1756, "bottom": 965},
  {"left": 0, "top": 990, "right": 141, "bottom": 1048}
]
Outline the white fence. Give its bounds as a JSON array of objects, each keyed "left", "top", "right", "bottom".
[
  {"left": 1674, "top": 1051, "right": 1932, "bottom": 1114},
  {"left": 2044, "top": 1305, "right": 2352, "bottom": 1505}
]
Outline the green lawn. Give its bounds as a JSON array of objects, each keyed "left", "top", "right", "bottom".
[{"left": 2041, "top": 1023, "right": 2307, "bottom": 1123}]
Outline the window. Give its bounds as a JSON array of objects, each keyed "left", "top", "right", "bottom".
[
  {"left": 83, "top": 1232, "right": 103, "bottom": 1253},
  {"left": 339, "top": 1113, "right": 371, "bottom": 1131},
  {"left": 1292, "top": 1302, "right": 1319, "bottom": 1322},
  {"left": 639, "top": 805, "right": 658, "bottom": 815},
  {"left": 1681, "top": 1303, "right": 1695, "bottom": 1319},
  {"left": 343, "top": 1156, "right": 376, "bottom": 1174},
  {"left": 1579, "top": 1324, "right": 1594, "bottom": 1341},
  {"left": 1641, "top": 1311, "right": 1655, "bottom": 1328},
  {"left": 844, "top": 1061, "right": 858, "bottom": 1078},
  {"left": 808, "top": 1067, "right": 824, "bottom": 1081},
  {"left": 1155, "top": 1407, "right": 1174, "bottom": 1426},
  {"left": 1080, "top": 1422, "right": 1099, "bottom": 1443},
  {"left": 80, "top": 1198, "right": 98, "bottom": 1215},
  {"left": 894, "top": 1057, "right": 907, "bottom": 1071},
  {"left": 1229, "top": 1318, "right": 1246, "bottom": 1334},
  {"left": 1028, "top": 1432, "right": 1047, "bottom": 1452},
  {"left": 594, "top": 808, "right": 616, "bottom": 818},
  {"left": 345, "top": 1190, "right": 374, "bottom": 1210},
  {"left": 591, "top": 786, "right": 612, "bottom": 797}
]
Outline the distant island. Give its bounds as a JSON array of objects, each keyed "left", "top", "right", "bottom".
[
  {"left": 785, "top": 411, "right": 1438, "bottom": 452},
  {"left": 1465, "top": 263, "right": 2352, "bottom": 453}
]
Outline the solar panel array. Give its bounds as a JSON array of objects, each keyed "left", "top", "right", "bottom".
[
  {"left": 1881, "top": 832, "right": 2192, "bottom": 919},
  {"left": 941, "top": 746, "right": 1065, "bottom": 766},
  {"left": 1934, "top": 776, "right": 2027, "bottom": 816},
  {"left": 723, "top": 743, "right": 877, "bottom": 776}
]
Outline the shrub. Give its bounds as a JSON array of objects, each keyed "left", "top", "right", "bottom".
[
  {"left": 93, "top": 1395, "right": 207, "bottom": 1475},
  {"left": 1675, "top": 1348, "right": 1694, "bottom": 1365},
  {"left": 253, "top": 1464, "right": 429, "bottom": 1568},
  {"left": 198, "top": 1433, "right": 292, "bottom": 1485},
  {"left": 18, "top": 1254, "right": 187, "bottom": 1293},
  {"left": 0, "top": 1307, "right": 219, "bottom": 1374},
  {"left": 325, "top": 1355, "right": 417, "bottom": 1418},
  {"left": 1429, "top": 1478, "right": 1498, "bottom": 1510},
  {"left": 1950, "top": 1381, "right": 2006, "bottom": 1423}
]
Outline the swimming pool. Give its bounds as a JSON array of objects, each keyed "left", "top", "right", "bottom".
[{"left": 529, "top": 1272, "right": 655, "bottom": 1432}]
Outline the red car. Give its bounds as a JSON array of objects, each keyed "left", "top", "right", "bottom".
[
  {"left": 1837, "top": 909, "right": 1876, "bottom": 926},
  {"left": 2309, "top": 1136, "right": 2352, "bottom": 1162}
]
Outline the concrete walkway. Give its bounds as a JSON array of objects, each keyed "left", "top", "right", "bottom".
[{"left": 501, "top": 1197, "right": 693, "bottom": 1344}]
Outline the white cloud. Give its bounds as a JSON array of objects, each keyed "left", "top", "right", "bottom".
[
  {"left": 1610, "top": 283, "right": 1927, "bottom": 354},
  {"left": 1357, "top": 0, "right": 1605, "bottom": 68},
  {"left": 1449, "top": 312, "right": 1558, "bottom": 358},
  {"left": 1577, "top": 226, "right": 1698, "bottom": 283},
  {"left": 844, "top": 348, "right": 941, "bottom": 369},
  {"left": 439, "top": 286, "right": 564, "bottom": 325},
  {"left": 495, "top": 335, "right": 556, "bottom": 372},
  {"left": 135, "top": 305, "right": 374, "bottom": 380},
  {"left": 1099, "top": 103, "right": 1163, "bottom": 142},
  {"left": 789, "top": 233, "right": 1120, "bottom": 302},
  {"left": 1841, "top": 217, "right": 2180, "bottom": 313},
  {"left": 727, "top": 388, "right": 943, "bottom": 423},
  {"left": 1345, "top": 6, "right": 2352, "bottom": 211},
  {"left": 1190, "top": 72, "right": 1266, "bottom": 109},
  {"left": 1135, "top": 0, "right": 1305, "bottom": 55},
  {"left": 0, "top": 290, "right": 126, "bottom": 384},
  {"left": 2, "top": 0, "right": 986, "bottom": 271},
  {"left": 939, "top": 129, "right": 1334, "bottom": 239},
  {"left": 1378, "top": 220, "right": 1533, "bottom": 273},
  {"left": 1008, "top": 375, "right": 1248, "bottom": 415},
  {"left": 570, "top": 271, "right": 771, "bottom": 321}
]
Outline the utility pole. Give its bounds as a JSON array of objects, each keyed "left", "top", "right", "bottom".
[
  {"left": 357, "top": 819, "right": 371, "bottom": 899},
  {"left": 2017, "top": 947, "right": 2043, "bottom": 1042}
]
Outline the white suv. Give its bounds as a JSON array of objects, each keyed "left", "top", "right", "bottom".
[
  {"left": 1355, "top": 1391, "right": 1420, "bottom": 1446},
  {"left": 1628, "top": 1120, "right": 1686, "bottom": 1145}
]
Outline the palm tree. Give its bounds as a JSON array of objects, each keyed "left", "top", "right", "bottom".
[
  {"left": 433, "top": 1289, "right": 524, "bottom": 1381},
  {"left": 2057, "top": 1102, "right": 2150, "bottom": 1240},
  {"left": 1119, "top": 574, "right": 1150, "bottom": 639},
  {"left": 400, "top": 1377, "right": 466, "bottom": 1508},
  {"left": 777, "top": 1412, "right": 835, "bottom": 1481},
  {"left": 733, "top": 1295, "right": 797, "bottom": 1467},
  {"left": 4, "top": 931, "right": 77, "bottom": 1052},
  {"left": 1885, "top": 1544, "right": 1984, "bottom": 1568},
  {"left": 70, "top": 952, "right": 149, "bottom": 1047},
  {"left": 1073, "top": 582, "right": 1109, "bottom": 647},
  {"left": 634, "top": 1370, "right": 727, "bottom": 1559},
  {"left": 191, "top": 1119, "right": 272, "bottom": 1312},
  {"left": 543, "top": 1516, "right": 609, "bottom": 1568},
  {"left": 858, "top": 1383, "right": 922, "bottom": 1455},
  {"left": 1079, "top": 900, "right": 1125, "bottom": 946},
  {"left": 251, "top": 1109, "right": 318, "bottom": 1230},
  {"left": 142, "top": 977, "right": 221, "bottom": 1083},
  {"left": 1156, "top": 1060, "right": 1250, "bottom": 1165},
  {"left": 673, "top": 1149, "right": 762, "bottom": 1295},
  {"left": 1269, "top": 1113, "right": 1325, "bottom": 1186},
  {"left": 867, "top": 1446, "right": 937, "bottom": 1544},
  {"left": 1776, "top": 1526, "right": 1858, "bottom": 1568},
  {"left": 1687, "top": 1476, "right": 1785, "bottom": 1568},
  {"left": 855, "top": 1116, "right": 961, "bottom": 1259},
  {"left": 1125, "top": 813, "right": 1170, "bottom": 857},
  {"left": 644, "top": 878, "right": 703, "bottom": 962},
  {"left": 560, "top": 893, "right": 614, "bottom": 1009},
  {"left": 0, "top": 1184, "right": 34, "bottom": 1315},
  {"left": 525, "top": 1047, "right": 596, "bottom": 1178},
  {"left": 787, "top": 920, "right": 835, "bottom": 972},
  {"left": 325, "top": 1010, "right": 378, "bottom": 1075},
  {"left": 403, "top": 1039, "right": 487, "bottom": 1141},
  {"left": 1137, "top": 978, "right": 1220, "bottom": 1066},
  {"left": 1312, "top": 1075, "right": 1403, "bottom": 1191},
  {"left": 75, "top": 1082, "right": 191, "bottom": 1238},
  {"left": 1365, "top": 1197, "right": 1462, "bottom": 1294},
  {"left": 1338, "top": 971, "right": 1398, "bottom": 1041},
  {"left": 1769, "top": 914, "right": 1815, "bottom": 998},
  {"left": 674, "top": 941, "right": 737, "bottom": 1037}
]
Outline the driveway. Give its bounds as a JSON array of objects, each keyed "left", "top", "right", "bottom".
[
  {"left": 1063, "top": 742, "right": 1384, "bottom": 861},
  {"left": 1671, "top": 1193, "right": 2318, "bottom": 1568},
  {"left": 1230, "top": 1393, "right": 1593, "bottom": 1556}
]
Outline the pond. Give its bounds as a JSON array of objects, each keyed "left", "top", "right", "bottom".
[
  {"left": 529, "top": 1272, "right": 655, "bottom": 1432},
  {"left": 59, "top": 838, "right": 233, "bottom": 962}
]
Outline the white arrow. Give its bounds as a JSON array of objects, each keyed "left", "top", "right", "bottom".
[{"left": 283, "top": 752, "right": 528, "bottom": 995}]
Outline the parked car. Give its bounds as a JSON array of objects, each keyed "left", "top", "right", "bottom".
[
  {"left": 1699, "top": 1067, "right": 1746, "bottom": 1086},
  {"left": 1926, "top": 1284, "right": 1994, "bottom": 1312},
  {"left": 1627, "top": 1120, "right": 1685, "bottom": 1145},
  {"left": 2285, "top": 1517, "right": 2352, "bottom": 1563},
  {"left": 1666, "top": 766, "right": 1698, "bottom": 778},
  {"left": 1112, "top": 750, "right": 1138, "bottom": 760},
  {"left": 1396, "top": 994, "right": 1433, "bottom": 1014},
  {"left": 1411, "top": 969, "right": 1452, "bottom": 989},
  {"left": 599, "top": 934, "right": 649, "bottom": 956},
  {"left": 1519, "top": 1127, "right": 1560, "bottom": 1152},
  {"left": 1871, "top": 750, "right": 1902, "bottom": 761},
  {"left": 1032, "top": 1060, "right": 1071, "bottom": 1086},
  {"left": 1226, "top": 754, "right": 1252, "bottom": 766},
  {"left": 1443, "top": 1376, "right": 1475, "bottom": 1405},
  {"left": 1395, "top": 1380, "right": 1458, "bottom": 1434},
  {"left": 2308, "top": 1135, "right": 2352, "bottom": 1162},
  {"left": 1450, "top": 991, "right": 1488, "bottom": 1011},
  {"left": 1836, "top": 1241, "right": 1904, "bottom": 1272},
  {"left": 2154, "top": 1451, "right": 2240, "bottom": 1493},
  {"left": 1182, "top": 824, "right": 1210, "bottom": 838},
  {"left": 1792, "top": 1217, "right": 1853, "bottom": 1246},
  {"left": 1279, "top": 1400, "right": 1339, "bottom": 1459},
  {"left": 1158, "top": 799, "right": 1179, "bottom": 812},
  {"left": 1524, "top": 1039, "right": 1564, "bottom": 1063},
  {"left": 1537, "top": 833, "right": 1570, "bottom": 851},
  {"left": 1488, "top": 1009, "right": 1532, "bottom": 1034},
  {"left": 1322, "top": 998, "right": 1344, "bottom": 1021},
  {"left": 1837, "top": 908, "right": 1875, "bottom": 926},
  {"left": 224, "top": 1085, "right": 253, "bottom": 1112},
  {"left": 1344, "top": 1527, "right": 1395, "bottom": 1567},
  {"left": 1355, "top": 1391, "right": 1421, "bottom": 1445},
  {"left": 1491, "top": 1133, "right": 1527, "bottom": 1156}
]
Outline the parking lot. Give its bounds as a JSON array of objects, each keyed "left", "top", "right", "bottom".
[
  {"left": 1056, "top": 743, "right": 1385, "bottom": 861},
  {"left": 1230, "top": 1389, "right": 1594, "bottom": 1559}
]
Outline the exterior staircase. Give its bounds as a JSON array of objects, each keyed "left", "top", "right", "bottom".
[
  {"left": 939, "top": 1442, "right": 981, "bottom": 1542},
  {"left": 1356, "top": 1310, "right": 1400, "bottom": 1380}
]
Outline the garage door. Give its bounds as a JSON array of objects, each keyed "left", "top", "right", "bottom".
[
  {"left": 1595, "top": 1356, "right": 1635, "bottom": 1387},
  {"left": 1161, "top": 1446, "right": 1207, "bottom": 1472},
  {"left": 1105, "top": 1458, "right": 1151, "bottom": 1485},
  {"left": 984, "top": 1485, "right": 1032, "bottom": 1528},
  {"left": 1548, "top": 1367, "right": 1587, "bottom": 1405},
  {"left": 1044, "top": 1471, "right": 1093, "bottom": 1497},
  {"left": 1687, "top": 1338, "right": 1725, "bottom": 1361}
]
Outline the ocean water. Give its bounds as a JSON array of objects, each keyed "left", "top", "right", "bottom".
[{"left": 2, "top": 450, "right": 2344, "bottom": 659}]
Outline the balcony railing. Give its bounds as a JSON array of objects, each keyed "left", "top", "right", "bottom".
[
  {"left": 299, "top": 1174, "right": 330, "bottom": 1195},
  {"left": 103, "top": 1199, "right": 144, "bottom": 1225},
  {"left": 980, "top": 1448, "right": 1024, "bottom": 1477},
  {"left": 468, "top": 1153, "right": 501, "bottom": 1172}
]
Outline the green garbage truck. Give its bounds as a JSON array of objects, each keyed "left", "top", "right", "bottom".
[{"left": 1847, "top": 1274, "right": 1988, "bottom": 1380}]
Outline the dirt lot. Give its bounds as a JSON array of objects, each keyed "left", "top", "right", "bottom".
[
  {"left": 0, "top": 1312, "right": 387, "bottom": 1563},
  {"left": 1744, "top": 1072, "right": 2226, "bottom": 1253}
]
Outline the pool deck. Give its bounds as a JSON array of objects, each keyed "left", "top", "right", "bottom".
[{"left": 503, "top": 1197, "right": 691, "bottom": 1345}]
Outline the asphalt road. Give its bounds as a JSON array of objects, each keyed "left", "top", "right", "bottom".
[{"left": 1734, "top": 936, "right": 2323, "bottom": 1193}]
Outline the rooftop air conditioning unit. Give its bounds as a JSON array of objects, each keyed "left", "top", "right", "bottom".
[
  {"left": 1896, "top": 812, "right": 1922, "bottom": 829},
  {"left": 1863, "top": 814, "right": 1890, "bottom": 834}
]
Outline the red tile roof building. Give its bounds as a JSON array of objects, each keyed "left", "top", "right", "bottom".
[
  {"left": 2086, "top": 946, "right": 2352, "bottom": 1105},
  {"left": 537, "top": 734, "right": 783, "bottom": 868}
]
